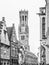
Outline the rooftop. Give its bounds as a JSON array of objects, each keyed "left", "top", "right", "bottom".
[{"left": 7, "top": 26, "right": 13, "bottom": 41}]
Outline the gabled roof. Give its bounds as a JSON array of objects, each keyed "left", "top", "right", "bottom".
[
  {"left": 7, "top": 24, "right": 17, "bottom": 42},
  {"left": 7, "top": 27, "right": 13, "bottom": 41}
]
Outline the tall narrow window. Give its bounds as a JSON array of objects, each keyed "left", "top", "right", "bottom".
[
  {"left": 20, "top": 16, "right": 21, "bottom": 22},
  {"left": 42, "top": 17, "right": 45, "bottom": 39},
  {"left": 4, "top": 62, "right": 6, "bottom": 65},
  {"left": 19, "top": 27, "right": 21, "bottom": 32},
  {"left": 25, "top": 16, "right": 27, "bottom": 21},
  {"left": 4, "top": 30, "right": 6, "bottom": 40},
  {"left": 22, "top": 16, "right": 24, "bottom": 21}
]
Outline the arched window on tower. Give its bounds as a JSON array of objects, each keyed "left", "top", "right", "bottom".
[
  {"left": 25, "top": 16, "right": 27, "bottom": 21},
  {"left": 21, "top": 16, "right": 24, "bottom": 25},
  {"left": 22, "top": 16, "right": 24, "bottom": 21},
  {"left": 42, "top": 17, "right": 45, "bottom": 39}
]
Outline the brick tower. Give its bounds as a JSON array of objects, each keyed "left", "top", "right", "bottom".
[{"left": 18, "top": 10, "right": 30, "bottom": 51}]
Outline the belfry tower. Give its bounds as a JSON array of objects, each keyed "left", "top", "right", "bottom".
[{"left": 18, "top": 10, "right": 30, "bottom": 51}]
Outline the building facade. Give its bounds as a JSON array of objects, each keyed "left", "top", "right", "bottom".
[
  {"left": 7, "top": 24, "right": 18, "bottom": 65},
  {"left": 0, "top": 17, "right": 10, "bottom": 65},
  {"left": 38, "top": 0, "right": 49, "bottom": 65},
  {"left": 18, "top": 10, "right": 38, "bottom": 65},
  {"left": 0, "top": 10, "right": 38, "bottom": 65},
  {"left": 18, "top": 41, "right": 25, "bottom": 65}
]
